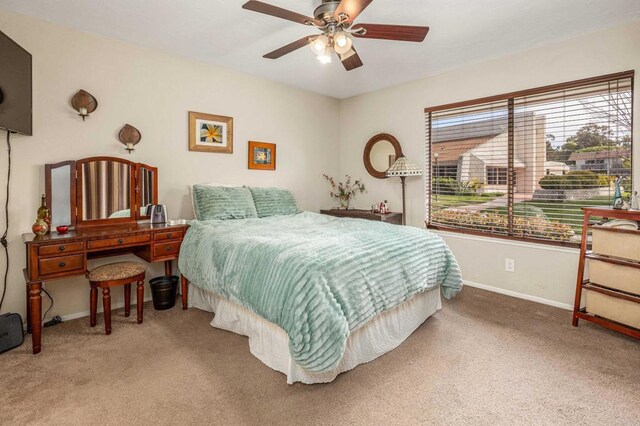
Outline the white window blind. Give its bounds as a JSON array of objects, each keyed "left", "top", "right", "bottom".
[{"left": 426, "top": 72, "right": 634, "bottom": 245}]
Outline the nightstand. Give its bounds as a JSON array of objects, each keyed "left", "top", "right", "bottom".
[{"left": 320, "top": 209, "right": 403, "bottom": 225}]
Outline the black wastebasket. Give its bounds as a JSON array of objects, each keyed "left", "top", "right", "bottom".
[{"left": 149, "top": 276, "right": 179, "bottom": 310}]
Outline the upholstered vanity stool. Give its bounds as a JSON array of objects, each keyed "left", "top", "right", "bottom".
[{"left": 87, "top": 261, "right": 147, "bottom": 335}]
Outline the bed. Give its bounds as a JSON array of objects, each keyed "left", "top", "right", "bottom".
[{"left": 178, "top": 185, "right": 462, "bottom": 384}]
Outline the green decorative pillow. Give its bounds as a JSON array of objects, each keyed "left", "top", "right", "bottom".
[
  {"left": 192, "top": 185, "right": 258, "bottom": 220},
  {"left": 248, "top": 187, "right": 301, "bottom": 217}
]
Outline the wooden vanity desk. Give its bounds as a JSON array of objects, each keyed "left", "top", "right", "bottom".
[
  {"left": 24, "top": 156, "right": 188, "bottom": 354},
  {"left": 23, "top": 223, "right": 188, "bottom": 354}
]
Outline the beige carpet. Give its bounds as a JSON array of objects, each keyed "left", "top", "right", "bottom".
[{"left": 1, "top": 286, "right": 639, "bottom": 425}]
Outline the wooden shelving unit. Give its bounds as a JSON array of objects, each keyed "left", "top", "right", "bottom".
[{"left": 573, "top": 206, "right": 640, "bottom": 339}]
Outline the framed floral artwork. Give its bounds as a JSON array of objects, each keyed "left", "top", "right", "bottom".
[
  {"left": 248, "top": 141, "right": 276, "bottom": 171},
  {"left": 188, "top": 111, "right": 233, "bottom": 153}
]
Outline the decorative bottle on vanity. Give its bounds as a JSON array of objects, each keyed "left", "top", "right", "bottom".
[
  {"left": 33, "top": 194, "right": 51, "bottom": 235},
  {"left": 37, "top": 194, "right": 51, "bottom": 233}
]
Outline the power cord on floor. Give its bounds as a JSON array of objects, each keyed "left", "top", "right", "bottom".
[
  {"left": 41, "top": 287, "right": 55, "bottom": 322},
  {"left": 43, "top": 316, "right": 62, "bottom": 328}
]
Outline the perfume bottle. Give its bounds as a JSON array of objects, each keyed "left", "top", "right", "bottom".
[{"left": 37, "top": 194, "right": 51, "bottom": 233}]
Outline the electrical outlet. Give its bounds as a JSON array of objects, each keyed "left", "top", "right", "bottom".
[{"left": 505, "top": 258, "right": 515, "bottom": 273}]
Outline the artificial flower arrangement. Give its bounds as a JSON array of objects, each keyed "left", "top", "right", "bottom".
[{"left": 323, "top": 174, "right": 367, "bottom": 209}]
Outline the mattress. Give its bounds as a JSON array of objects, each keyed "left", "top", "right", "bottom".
[{"left": 189, "top": 283, "right": 442, "bottom": 384}]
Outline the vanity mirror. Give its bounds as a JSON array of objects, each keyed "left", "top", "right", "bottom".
[
  {"left": 77, "top": 157, "right": 134, "bottom": 225},
  {"left": 363, "top": 133, "right": 404, "bottom": 179},
  {"left": 45, "top": 156, "right": 158, "bottom": 229},
  {"left": 45, "top": 161, "right": 76, "bottom": 228}
]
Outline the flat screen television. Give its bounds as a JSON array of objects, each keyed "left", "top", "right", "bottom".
[{"left": 0, "top": 30, "right": 32, "bottom": 136}]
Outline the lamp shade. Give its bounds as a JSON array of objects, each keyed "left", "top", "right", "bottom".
[{"left": 386, "top": 156, "right": 423, "bottom": 177}]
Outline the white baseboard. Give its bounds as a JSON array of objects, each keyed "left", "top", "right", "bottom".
[
  {"left": 56, "top": 296, "right": 155, "bottom": 323},
  {"left": 24, "top": 296, "right": 157, "bottom": 330},
  {"left": 35, "top": 282, "right": 569, "bottom": 327},
  {"left": 463, "top": 280, "right": 573, "bottom": 311}
]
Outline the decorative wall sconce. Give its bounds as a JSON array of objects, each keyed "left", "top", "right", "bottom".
[
  {"left": 118, "top": 124, "right": 141, "bottom": 153},
  {"left": 71, "top": 89, "right": 98, "bottom": 121}
]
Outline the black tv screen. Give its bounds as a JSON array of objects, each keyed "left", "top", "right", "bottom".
[{"left": 0, "top": 30, "right": 32, "bottom": 136}]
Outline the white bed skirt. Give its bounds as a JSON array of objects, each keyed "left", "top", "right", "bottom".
[{"left": 188, "top": 284, "right": 442, "bottom": 384}]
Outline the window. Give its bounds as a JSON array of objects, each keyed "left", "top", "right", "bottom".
[
  {"left": 425, "top": 71, "right": 634, "bottom": 245},
  {"left": 486, "top": 167, "right": 508, "bottom": 185},
  {"left": 432, "top": 165, "right": 458, "bottom": 178}
]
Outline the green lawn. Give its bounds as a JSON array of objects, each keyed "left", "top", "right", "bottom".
[{"left": 432, "top": 193, "right": 504, "bottom": 209}]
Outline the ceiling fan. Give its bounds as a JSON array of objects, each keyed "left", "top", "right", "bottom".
[{"left": 242, "top": 0, "right": 430, "bottom": 71}]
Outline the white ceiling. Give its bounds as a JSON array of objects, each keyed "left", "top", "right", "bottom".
[{"left": 1, "top": 0, "right": 639, "bottom": 99}]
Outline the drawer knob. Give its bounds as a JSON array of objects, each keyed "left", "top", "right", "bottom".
[
  {"left": 166, "top": 246, "right": 173, "bottom": 252},
  {"left": 59, "top": 246, "right": 65, "bottom": 252},
  {"left": 117, "top": 239, "right": 124, "bottom": 244},
  {"left": 167, "top": 233, "right": 173, "bottom": 238},
  {"left": 58, "top": 262, "right": 66, "bottom": 268}
]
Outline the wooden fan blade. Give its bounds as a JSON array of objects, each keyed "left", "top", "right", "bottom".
[
  {"left": 263, "top": 36, "right": 315, "bottom": 59},
  {"left": 340, "top": 48, "right": 363, "bottom": 71},
  {"left": 352, "top": 24, "right": 429, "bottom": 42},
  {"left": 334, "top": 0, "right": 373, "bottom": 24},
  {"left": 242, "top": 1, "right": 320, "bottom": 26}
]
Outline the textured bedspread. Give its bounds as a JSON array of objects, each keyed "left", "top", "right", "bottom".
[{"left": 179, "top": 211, "right": 462, "bottom": 372}]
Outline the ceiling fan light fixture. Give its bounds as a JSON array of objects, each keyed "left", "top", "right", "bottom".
[
  {"left": 310, "top": 35, "right": 329, "bottom": 55},
  {"left": 333, "top": 32, "right": 352, "bottom": 55},
  {"left": 243, "top": 0, "right": 429, "bottom": 72}
]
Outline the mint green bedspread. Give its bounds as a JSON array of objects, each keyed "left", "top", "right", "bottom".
[{"left": 179, "top": 211, "right": 462, "bottom": 372}]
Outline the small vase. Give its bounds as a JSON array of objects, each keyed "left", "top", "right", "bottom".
[
  {"left": 339, "top": 196, "right": 351, "bottom": 210},
  {"left": 32, "top": 219, "right": 49, "bottom": 236}
]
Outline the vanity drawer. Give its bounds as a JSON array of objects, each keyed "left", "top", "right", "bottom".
[
  {"left": 38, "top": 242, "right": 84, "bottom": 256},
  {"left": 87, "top": 234, "right": 151, "bottom": 250},
  {"left": 153, "top": 241, "right": 181, "bottom": 258},
  {"left": 39, "top": 254, "right": 84, "bottom": 276},
  {"left": 154, "top": 230, "right": 184, "bottom": 241}
]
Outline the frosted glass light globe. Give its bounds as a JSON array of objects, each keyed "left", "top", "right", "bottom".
[
  {"left": 310, "top": 35, "right": 329, "bottom": 55},
  {"left": 333, "top": 33, "right": 352, "bottom": 55}
]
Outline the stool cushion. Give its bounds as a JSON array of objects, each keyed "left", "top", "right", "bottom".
[{"left": 88, "top": 261, "right": 146, "bottom": 282}]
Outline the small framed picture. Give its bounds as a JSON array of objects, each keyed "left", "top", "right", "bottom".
[
  {"left": 248, "top": 141, "right": 276, "bottom": 171},
  {"left": 188, "top": 111, "right": 233, "bottom": 153}
]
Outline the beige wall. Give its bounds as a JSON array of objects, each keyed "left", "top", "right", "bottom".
[
  {"left": 339, "top": 21, "right": 640, "bottom": 307},
  {"left": 1, "top": 10, "right": 638, "bottom": 321},
  {"left": 0, "top": 10, "right": 341, "bottom": 320}
]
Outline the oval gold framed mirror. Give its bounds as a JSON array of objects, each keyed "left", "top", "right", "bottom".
[{"left": 363, "top": 133, "right": 403, "bottom": 179}]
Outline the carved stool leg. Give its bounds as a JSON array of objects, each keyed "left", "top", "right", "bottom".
[
  {"left": 90, "top": 285, "right": 97, "bottom": 327},
  {"left": 124, "top": 283, "right": 131, "bottom": 317},
  {"left": 137, "top": 280, "right": 144, "bottom": 324},
  {"left": 102, "top": 287, "right": 112, "bottom": 335}
]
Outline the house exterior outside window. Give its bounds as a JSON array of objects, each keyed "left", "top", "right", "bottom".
[{"left": 425, "top": 71, "right": 633, "bottom": 246}]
